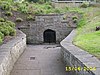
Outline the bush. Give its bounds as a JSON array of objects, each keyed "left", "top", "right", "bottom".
[
  {"left": 73, "top": 19, "right": 77, "bottom": 23},
  {"left": 34, "top": 10, "right": 43, "bottom": 15},
  {"left": 72, "top": 16, "right": 78, "bottom": 20},
  {"left": 0, "top": 19, "right": 16, "bottom": 44},
  {"left": 45, "top": 2, "right": 52, "bottom": 6},
  {"left": 0, "top": 1, "right": 11, "bottom": 10},
  {"left": 54, "top": 9, "right": 61, "bottom": 13},
  {"left": 6, "top": 21, "right": 15, "bottom": 28},
  {"left": 0, "top": 25, "right": 10, "bottom": 36},
  {"left": 80, "top": 2, "right": 89, "bottom": 8},
  {"left": 0, "top": 20, "right": 16, "bottom": 36},
  {"left": 0, "top": 32, "right": 4, "bottom": 39},
  {"left": 16, "top": 18, "right": 23, "bottom": 22},
  {"left": 17, "top": 4, "right": 28, "bottom": 13},
  {"left": 0, "top": 25, "right": 16, "bottom": 36},
  {"left": 0, "top": 37, "right": 3, "bottom": 45},
  {"left": 0, "top": 18, "right": 5, "bottom": 22},
  {"left": 45, "top": 5, "right": 52, "bottom": 9},
  {"left": 23, "top": 1, "right": 29, "bottom": 6},
  {"left": 5, "top": 11, "right": 13, "bottom": 16},
  {"left": 8, "top": 26, "right": 16, "bottom": 36},
  {"left": 26, "top": 15, "right": 35, "bottom": 21}
]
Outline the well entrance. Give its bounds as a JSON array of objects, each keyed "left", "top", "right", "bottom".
[
  {"left": 18, "top": 14, "right": 75, "bottom": 44},
  {"left": 43, "top": 29, "right": 56, "bottom": 43}
]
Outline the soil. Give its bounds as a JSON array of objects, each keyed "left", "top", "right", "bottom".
[{"left": 3, "top": 36, "right": 15, "bottom": 44}]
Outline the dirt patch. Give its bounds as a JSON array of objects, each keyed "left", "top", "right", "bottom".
[{"left": 3, "top": 36, "right": 15, "bottom": 44}]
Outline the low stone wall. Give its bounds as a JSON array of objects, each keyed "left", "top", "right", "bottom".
[
  {"left": 0, "top": 30, "right": 26, "bottom": 75},
  {"left": 52, "top": 2, "right": 82, "bottom": 8},
  {"left": 60, "top": 29, "right": 100, "bottom": 75}
]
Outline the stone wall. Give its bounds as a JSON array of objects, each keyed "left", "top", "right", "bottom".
[
  {"left": 0, "top": 30, "right": 26, "bottom": 75},
  {"left": 60, "top": 29, "right": 100, "bottom": 75},
  {"left": 18, "top": 14, "right": 76, "bottom": 44},
  {"left": 52, "top": 2, "right": 82, "bottom": 8}
]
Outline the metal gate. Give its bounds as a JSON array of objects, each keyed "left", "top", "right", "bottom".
[{"left": 44, "top": 29, "right": 56, "bottom": 43}]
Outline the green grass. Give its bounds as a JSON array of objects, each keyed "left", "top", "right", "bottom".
[{"left": 73, "top": 7, "right": 100, "bottom": 59}]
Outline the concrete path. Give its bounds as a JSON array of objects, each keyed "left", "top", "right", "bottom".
[{"left": 10, "top": 45, "right": 68, "bottom": 75}]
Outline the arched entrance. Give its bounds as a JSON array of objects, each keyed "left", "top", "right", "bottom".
[{"left": 43, "top": 29, "right": 56, "bottom": 43}]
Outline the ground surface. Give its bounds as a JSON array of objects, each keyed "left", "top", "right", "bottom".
[{"left": 10, "top": 45, "right": 69, "bottom": 75}]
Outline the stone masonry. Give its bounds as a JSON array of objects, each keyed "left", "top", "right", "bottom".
[
  {"left": 60, "top": 29, "right": 100, "bottom": 75},
  {"left": 18, "top": 14, "right": 75, "bottom": 44},
  {"left": 0, "top": 30, "right": 26, "bottom": 75}
]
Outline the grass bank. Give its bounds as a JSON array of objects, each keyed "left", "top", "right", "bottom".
[{"left": 73, "top": 7, "right": 100, "bottom": 59}]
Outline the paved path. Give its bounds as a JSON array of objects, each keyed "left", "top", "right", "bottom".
[{"left": 10, "top": 45, "right": 68, "bottom": 75}]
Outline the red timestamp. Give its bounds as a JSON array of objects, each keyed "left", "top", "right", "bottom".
[{"left": 65, "top": 66, "right": 96, "bottom": 71}]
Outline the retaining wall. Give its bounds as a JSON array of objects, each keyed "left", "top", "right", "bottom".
[
  {"left": 0, "top": 30, "right": 26, "bottom": 75},
  {"left": 52, "top": 2, "right": 82, "bottom": 8},
  {"left": 60, "top": 29, "right": 100, "bottom": 75}
]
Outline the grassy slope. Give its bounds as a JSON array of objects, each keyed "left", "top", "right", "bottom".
[{"left": 73, "top": 7, "right": 100, "bottom": 59}]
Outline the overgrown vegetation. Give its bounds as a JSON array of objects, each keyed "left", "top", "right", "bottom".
[
  {"left": 26, "top": 15, "right": 35, "bottom": 21},
  {"left": 0, "top": 18, "right": 16, "bottom": 44},
  {"left": 0, "top": 1, "right": 12, "bottom": 11},
  {"left": 0, "top": 0, "right": 69, "bottom": 14},
  {"left": 73, "top": 7, "right": 100, "bottom": 59},
  {"left": 5, "top": 11, "right": 13, "bottom": 16}
]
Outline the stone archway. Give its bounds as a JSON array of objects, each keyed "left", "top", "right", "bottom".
[{"left": 43, "top": 29, "right": 56, "bottom": 43}]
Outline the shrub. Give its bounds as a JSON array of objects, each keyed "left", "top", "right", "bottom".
[
  {"left": 16, "top": 18, "right": 23, "bottom": 22},
  {"left": 11, "top": 6, "right": 18, "bottom": 11},
  {"left": 8, "top": 26, "right": 16, "bottom": 36},
  {"left": 0, "top": 18, "right": 5, "bottom": 22},
  {"left": 26, "top": 15, "right": 35, "bottom": 21},
  {"left": 54, "top": 9, "right": 61, "bottom": 13},
  {"left": 6, "top": 21, "right": 15, "bottom": 28},
  {"left": 0, "top": 20, "right": 16, "bottom": 36},
  {"left": 80, "top": 2, "right": 89, "bottom": 8},
  {"left": 24, "top": 1, "right": 29, "bottom": 6},
  {"left": 0, "top": 27, "right": 10, "bottom": 36},
  {"left": 0, "top": 37, "right": 3, "bottom": 45},
  {"left": 1, "top": 1, "right": 11, "bottom": 10},
  {"left": 18, "top": 4, "right": 28, "bottom": 13},
  {"left": 45, "top": 9, "right": 52, "bottom": 14},
  {"left": 72, "top": 16, "right": 78, "bottom": 20},
  {"left": 45, "top": 5, "right": 52, "bottom": 9},
  {"left": 0, "top": 32, "right": 4, "bottom": 39},
  {"left": 5, "top": 11, "right": 13, "bottom": 16},
  {"left": 73, "top": 19, "right": 77, "bottom": 23},
  {"left": 45, "top": 2, "right": 52, "bottom": 6},
  {"left": 65, "top": 7, "right": 69, "bottom": 10},
  {"left": 34, "top": 10, "right": 43, "bottom": 15}
]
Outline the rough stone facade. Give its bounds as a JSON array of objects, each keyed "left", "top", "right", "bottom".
[
  {"left": 60, "top": 29, "right": 100, "bottom": 75},
  {"left": 18, "top": 14, "right": 76, "bottom": 44},
  {"left": 0, "top": 30, "right": 26, "bottom": 75}
]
